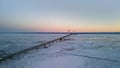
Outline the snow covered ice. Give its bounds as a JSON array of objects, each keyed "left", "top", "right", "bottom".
[
  {"left": 0, "top": 34, "right": 120, "bottom": 68},
  {"left": 0, "top": 34, "right": 65, "bottom": 57}
]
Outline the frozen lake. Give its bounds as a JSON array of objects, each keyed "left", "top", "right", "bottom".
[
  {"left": 0, "top": 34, "right": 66, "bottom": 57},
  {"left": 0, "top": 34, "right": 120, "bottom": 68}
]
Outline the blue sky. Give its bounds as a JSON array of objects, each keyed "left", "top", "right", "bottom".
[{"left": 0, "top": 0, "right": 120, "bottom": 32}]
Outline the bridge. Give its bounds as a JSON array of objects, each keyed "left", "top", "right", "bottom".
[{"left": 0, "top": 33, "right": 75, "bottom": 63}]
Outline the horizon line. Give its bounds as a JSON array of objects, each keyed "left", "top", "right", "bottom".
[{"left": 0, "top": 32, "right": 120, "bottom": 34}]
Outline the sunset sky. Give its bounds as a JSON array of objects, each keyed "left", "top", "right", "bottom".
[{"left": 0, "top": 0, "right": 120, "bottom": 32}]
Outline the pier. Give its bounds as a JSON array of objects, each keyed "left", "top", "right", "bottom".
[{"left": 0, "top": 34, "right": 74, "bottom": 63}]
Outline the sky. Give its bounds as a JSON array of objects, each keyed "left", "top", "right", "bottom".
[{"left": 0, "top": 0, "right": 120, "bottom": 32}]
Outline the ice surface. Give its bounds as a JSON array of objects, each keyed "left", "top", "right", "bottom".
[
  {"left": 0, "top": 34, "right": 120, "bottom": 68},
  {"left": 0, "top": 34, "right": 66, "bottom": 57}
]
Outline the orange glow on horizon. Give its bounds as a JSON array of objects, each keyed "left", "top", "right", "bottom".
[{"left": 28, "top": 27, "right": 120, "bottom": 32}]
